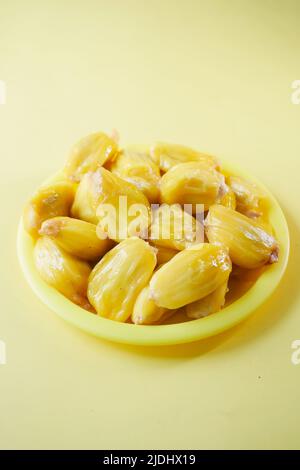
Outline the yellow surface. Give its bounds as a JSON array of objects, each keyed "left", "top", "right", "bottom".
[
  {"left": 0, "top": 0, "right": 300, "bottom": 450},
  {"left": 17, "top": 164, "right": 289, "bottom": 346}
]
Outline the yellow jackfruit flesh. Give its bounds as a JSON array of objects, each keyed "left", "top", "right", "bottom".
[
  {"left": 34, "top": 236, "right": 92, "bottom": 309},
  {"left": 39, "top": 216, "right": 114, "bottom": 261},
  {"left": 149, "top": 243, "right": 232, "bottom": 309},
  {"left": 185, "top": 281, "right": 228, "bottom": 319},
  {"left": 160, "top": 162, "right": 226, "bottom": 212},
  {"left": 64, "top": 131, "right": 118, "bottom": 182},
  {"left": 154, "top": 245, "right": 178, "bottom": 265},
  {"left": 26, "top": 131, "right": 281, "bottom": 324},
  {"left": 110, "top": 148, "right": 160, "bottom": 203},
  {"left": 228, "top": 175, "right": 265, "bottom": 217},
  {"left": 23, "top": 180, "right": 76, "bottom": 238},
  {"left": 87, "top": 238, "right": 157, "bottom": 322},
  {"left": 71, "top": 168, "right": 151, "bottom": 240},
  {"left": 205, "top": 204, "right": 279, "bottom": 269},
  {"left": 220, "top": 186, "right": 237, "bottom": 210},
  {"left": 132, "top": 286, "right": 174, "bottom": 325},
  {"left": 150, "top": 142, "right": 219, "bottom": 173},
  {"left": 150, "top": 203, "right": 203, "bottom": 251}
]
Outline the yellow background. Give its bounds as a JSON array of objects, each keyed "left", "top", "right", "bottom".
[{"left": 0, "top": 0, "right": 300, "bottom": 450}]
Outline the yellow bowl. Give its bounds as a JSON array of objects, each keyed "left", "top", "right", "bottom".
[{"left": 17, "top": 162, "right": 289, "bottom": 346}]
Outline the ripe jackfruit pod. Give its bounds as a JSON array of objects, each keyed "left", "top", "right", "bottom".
[
  {"left": 149, "top": 243, "right": 232, "bottom": 309},
  {"left": 160, "top": 162, "right": 226, "bottom": 212},
  {"left": 205, "top": 204, "right": 279, "bottom": 269},
  {"left": 150, "top": 203, "right": 203, "bottom": 251},
  {"left": 87, "top": 238, "right": 156, "bottom": 322},
  {"left": 227, "top": 175, "right": 265, "bottom": 217},
  {"left": 39, "top": 216, "right": 114, "bottom": 261},
  {"left": 23, "top": 180, "right": 76, "bottom": 238},
  {"left": 185, "top": 281, "right": 228, "bottom": 319},
  {"left": 71, "top": 168, "right": 151, "bottom": 240},
  {"left": 150, "top": 142, "right": 219, "bottom": 173},
  {"left": 34, "top": 236, "right": 92, "bottom": 309},
  {"left": 131, "top": 286, "right": 175, "bottom": 325},
  {"left": 64, "top": 131, "right": 118, "bottom": 182},
  {"left": 110, "top": 148, "right": 160, "bottom": 203}
]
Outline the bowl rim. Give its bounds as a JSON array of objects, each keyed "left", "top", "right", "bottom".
[{"left": 17, "top": 160, "right": 290, "bottom": 346}]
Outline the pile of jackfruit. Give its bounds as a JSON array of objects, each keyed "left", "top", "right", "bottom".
[{"left": 23, "top": 132, "right": 279, "bottom": 324}]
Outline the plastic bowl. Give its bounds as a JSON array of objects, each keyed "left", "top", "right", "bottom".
[{"left": 17, "top": 161, "right": 289, "bottom": 346}]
